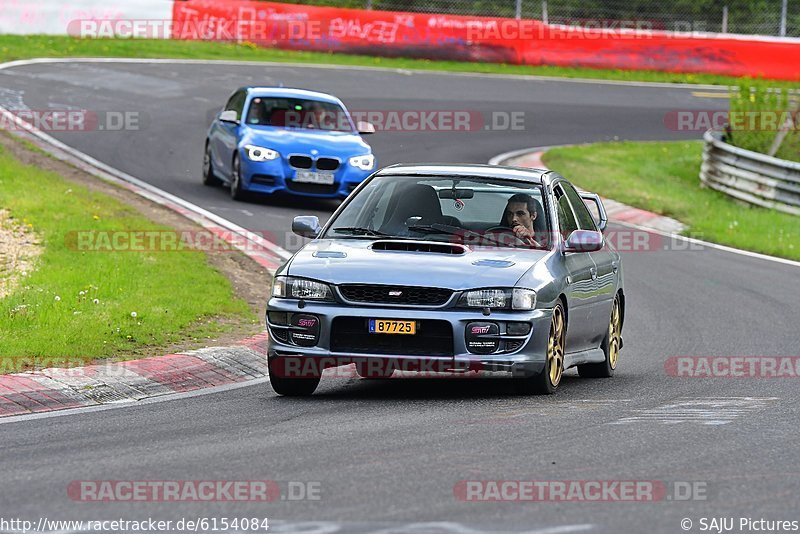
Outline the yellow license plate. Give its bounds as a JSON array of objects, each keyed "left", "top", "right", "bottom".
[{"left": 368, "top": 319, "right": 416, "bottom": 335}]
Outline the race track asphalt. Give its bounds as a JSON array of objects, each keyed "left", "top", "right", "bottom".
[{"left": 1, "top": 61, "right": 799, "bottom": 534}]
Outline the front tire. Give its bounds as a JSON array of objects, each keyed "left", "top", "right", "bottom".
[
  {"left": 578, "top": 294, "right": 622, "bottom": 378},
  {"left": 230, "top": 154, "right": 248, "bottom": 201},
  {"left": 268, "top": 356, "right": 320, "bottom": 396},
  {"left": 514, "top": 302, "right": 565, "bottom": 395},
  {"left": 202, "top": 143, "right": 221, "bottom": 186}
]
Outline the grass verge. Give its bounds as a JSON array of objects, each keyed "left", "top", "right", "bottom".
[
  {"left": 0, "top": 35, "right": 794, "bottom": 87},
  {"left": 542, "top": 140, "right": 800, "bottom": 260},
  {"left": 0, "top": 139, "right": 257, "bottom": 368}
]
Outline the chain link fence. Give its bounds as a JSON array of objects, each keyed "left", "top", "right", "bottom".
[{"left": 273, "top": 0, "right": 800, "bottom": 37}]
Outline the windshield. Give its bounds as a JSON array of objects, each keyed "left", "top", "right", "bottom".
[
  {"left": 325, "top": 175, "right": 552, "bottom": 249},
  {"left": 244, "top": 97, "right": 353, "bottom": 132}
]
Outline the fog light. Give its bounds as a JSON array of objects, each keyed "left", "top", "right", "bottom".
[
  {"left": 267, "top": 311, "right": 288, "bottom": 325},
  {"left": 506, "top": 322, "right": 531, "bottom": 336}
]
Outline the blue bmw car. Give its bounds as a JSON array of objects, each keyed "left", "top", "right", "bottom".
[{"left": 203, "top": 87, "right": 376, "bottom": 201}]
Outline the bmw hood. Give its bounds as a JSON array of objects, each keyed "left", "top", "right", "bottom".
[
  {"left": 242, "top": 127, "right": 371, "bottom": 156},
  {"left": 285, "top": 239, "right": 550, "bottom": 289}
]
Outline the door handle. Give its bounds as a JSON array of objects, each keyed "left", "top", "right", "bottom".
[
  {"left": 612, "top": 261, "right": 619, "bottom": 273},
  {"left": 590, "top": 267, "right": 598, "bottom": 280}
]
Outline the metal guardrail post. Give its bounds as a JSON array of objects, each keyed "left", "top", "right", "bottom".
[{"left": 780, "top": 0, "right": 788, "bottom": 36}]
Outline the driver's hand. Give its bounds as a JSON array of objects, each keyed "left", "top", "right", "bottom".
[{"left": 512, "top": 225, "right": 542, "bottom": 248}]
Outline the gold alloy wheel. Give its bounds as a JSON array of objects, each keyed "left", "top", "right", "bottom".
[
  {"left": 608, "top": 296, "right": 622, "bottom": 369},
  {"left": 547, "top": 305, "right": 565, "bottom": 386}
]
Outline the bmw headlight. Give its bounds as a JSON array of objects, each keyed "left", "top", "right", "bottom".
[
  {"left": 458, "top": 288, "right": 536, "bottom": 310},
  {"left": 349, "top": 154, "right": 375, "bottom": 171},
  {"left": 271, "top": 276, "right": 333, "bottom": 301},
  {"left": 244, "top": 144, "right": 279, "bottom": 162}
]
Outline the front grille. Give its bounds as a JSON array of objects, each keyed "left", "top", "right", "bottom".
[
  {"left": 286, "top": 181, "right": 339, "bottom": 195},
  {"left": 289, "top": 155, "right": 313, "bottom": 169},
  {"left": 251, "top": 174, "right": 277, "bottom": 185},
  {"left": 339, "top": 284, "right": 453, "bottom": 306},
  {"left": 316, "top": 157, "right": 340, "bottom": 171},
  {"left": 330, "top": 317, "right": 453, "bottom": 356}
]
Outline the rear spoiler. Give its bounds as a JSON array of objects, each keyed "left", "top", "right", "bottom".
[{"left": 579, "top": 192, "right": 608, "bottom": 232}]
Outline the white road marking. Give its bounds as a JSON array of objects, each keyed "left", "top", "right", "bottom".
[{"left": 610, "top": 396, "right": 778, "bottom": 425}]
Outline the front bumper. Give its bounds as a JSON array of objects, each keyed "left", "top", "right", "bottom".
[
  {"left": 266, "top": 298, "right": 553, "bottom": 377},
  {"left": 240, "top": 156, "right": 372, "bottom": 199}
]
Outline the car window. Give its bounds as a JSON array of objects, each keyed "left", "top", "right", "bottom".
[
  {"left": 224, "top": 90, "right": 247, "bottom": 120},
  {"left": 326, "top": 175, "right": 551, "bottom": 249},
  {"left": 563, "top": 183, "right": 598, "bottom": 231},
  {"left": 244, "top": 97, "right": 352, "bottom": 132},
  {"left": 554, "top": 184, "right": 579, "bottom": 237}
]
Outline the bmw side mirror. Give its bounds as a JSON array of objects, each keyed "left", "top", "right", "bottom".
[
  {"left": 292, "top": 216, "right": 322, "bottom": 239},
  {"left": 564, "top": 230, "right": 604, "bottom": 253},
  {"left": 356, "top": 121, "right": 376, "bottom": 135},
  {"left": 219, "top": 110, "right": 240, "bottom": 124}
]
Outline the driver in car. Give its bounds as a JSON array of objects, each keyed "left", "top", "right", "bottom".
[{"left": 502, "top": 193, "right": 544, "bottom": 248}]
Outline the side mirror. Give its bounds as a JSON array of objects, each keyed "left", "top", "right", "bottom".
[
  {"left": 292, "top": 216, "right": 321, "bottom": 239},
  {"left": 219, "top": 110, "right": 240, "bottom": 124},
  {"left": 356, "top": 120, "right": 376, "bottom": 135},
  {"left": 564, "top": 230, "right": 604, "bottom": 253}
]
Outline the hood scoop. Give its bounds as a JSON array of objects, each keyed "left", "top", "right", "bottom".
[{"left": 371, "top": 240, "right": 468, "bottom": 255}]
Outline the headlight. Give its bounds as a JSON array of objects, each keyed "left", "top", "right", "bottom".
[
  {"left": 458, "top": 288, "right": 536, "bottom": 310},
  {"left": 244, "top": 145, "right": 279, "bottom": 162},
  {"left": 271, "top": 276, "right": 333, "bottom": 301},
  {"left": 349, "top": 154, "right": 375, "bottom": 171}
]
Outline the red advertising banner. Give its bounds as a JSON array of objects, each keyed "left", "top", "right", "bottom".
[{"left": 171, "top": 0, "right": 800, "bottom": 80}]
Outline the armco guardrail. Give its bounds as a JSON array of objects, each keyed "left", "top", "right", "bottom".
[{"left": 700, "top": 130, "right": 800, "bottom": 216}]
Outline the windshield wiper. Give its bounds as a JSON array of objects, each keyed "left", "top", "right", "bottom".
[{"left": 330, "top": 227, "right": 394, "bottom": 238}]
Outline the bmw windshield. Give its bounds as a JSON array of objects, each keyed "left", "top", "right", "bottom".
[{"left": 245, "top": 97, "right": 354, "bottom": 132}]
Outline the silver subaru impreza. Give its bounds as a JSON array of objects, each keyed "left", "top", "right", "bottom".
[{"left": 267, "top": 164, "right": 624, "bottom": 396}]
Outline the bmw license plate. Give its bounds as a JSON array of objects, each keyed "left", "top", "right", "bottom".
[
  {"left": 294, "top": 170, "right": 335, "bottom": 184},
  {"left": 369, "top": 319, "right": 416, "bottom": 335}
]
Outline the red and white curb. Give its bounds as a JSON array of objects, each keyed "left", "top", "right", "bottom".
[
  {"left": 490, "top": 146, "right": 686, "bottom": 235},
  {"left": 0, "top": 334, "right": 270, "bottom": 418}
]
